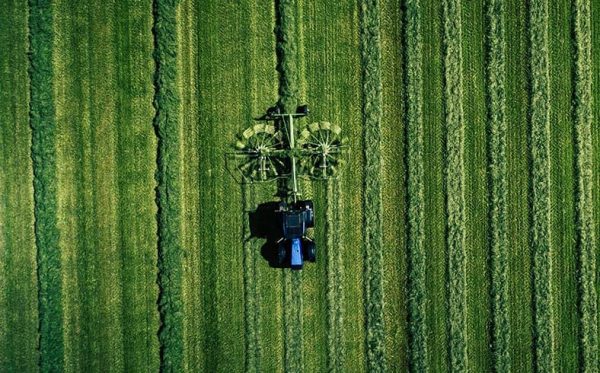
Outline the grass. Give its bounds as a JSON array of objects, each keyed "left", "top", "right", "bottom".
[
  {"left": 442, "top": 0, "right": 467, "bottom": 371},
  {"left": 573, "top": 0, "right": 598, "bottom": 370},
  {"left": 28, "top": 0, "right": 64, "bottom": 371},
  {"left": 153, "top": 0, "right": 184, "bottom": 371},
  {"left": 403, "top": 0, "right": 427, "bottom": 371},
  {"left": 486, "top": 0, "right": 510, "bottom": 371},
  {"left": 529, "top": 0, "right": 555, "bottom": 371},
  {"left": 359, "top": 0, "right": 386, "bottom": 371}
]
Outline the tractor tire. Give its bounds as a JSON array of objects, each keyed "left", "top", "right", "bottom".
[
  {"left": 276, "top": 241, "right": 287, "bottom": 266},
  {"left": 304, "top": 240, "right": 316, "bottom": 262},
  {"left": 299, "top": 200, "right": 314, "bottom": 228}
]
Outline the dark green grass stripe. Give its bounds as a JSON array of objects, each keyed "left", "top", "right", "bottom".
[
  {"left": 529, "top": 0, "right": 554, "bottom": 370},
  {"left": 442, "top": 0, "right": 467, "bottom": 371},
  {"left": 403, "top": 0, "right": 427, "bottom": 371},
  {"left": 153, "top": 0, "right": 184, "bottom": 371},
  {"left": 573, "top": 0, "right": 598, "bottom": 370},
  {"left": 28, "top": 0, "right": 64, "bottom": 371},
  {"left": 359, "top": 0, "right": 385, "bottom": 371},
  {"left": 485, "top": 0, "right": 510, "bottom": 371}
]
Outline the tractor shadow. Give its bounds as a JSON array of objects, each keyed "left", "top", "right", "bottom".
[{"left": 248, "top": 201, "right": 286, "bottom": 268}]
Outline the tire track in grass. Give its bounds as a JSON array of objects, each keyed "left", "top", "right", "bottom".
[
  {"left": 485, "top": 0, "right": 510, "bottom": 371},
  {"left": 442, "top": 0, "right": 467, "bottom": 370},
  {"left": 359, "top": 0, "right": 386, "bottom": 371},
  {"left": 573, "top": 0, "right": 598, "bottom": 370},
  {"left": 529, "top": 0, "right": 554, "bottom": 370},
  {"left": 403, "top": 0, "right": 427, "bottom": 370},
  {"left": 28, "top": 0, "right": 64, "bottom": 370},
  {"left": 0, "top": 1, "right": 38, "bottom": 370},
  {"left": 153, "top": 0, "right": 184, "bottom": 370}
]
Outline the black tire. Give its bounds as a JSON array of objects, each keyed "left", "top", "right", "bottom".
[
  {"left": 299, "top": 200, "right": 314, "bottom": 228},
  {"left": 276, "top": 241, "right": 287, "bottom": 265},
  {"left": 303, "top": 240, "right": 316, "bottom": 262}
]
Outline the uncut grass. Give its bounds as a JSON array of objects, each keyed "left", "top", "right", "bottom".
[
  {"left": 422, "top": 0, "right": 449, "bottom": 370},
  {"left": 548, "top": 1, "right": 579, "bottom": 371},
  {"left": 380, "top": 0, "right": 408, "bottom": 370},
  {"left": 505, "top": 0, "right": 534, "bottom": 370},
  {"left": 0, "top": 1, "right": 38, "bottom": 370},
  {"left": 114, "top": 0, "right": 160, "bottom": 370},
  {"left": 301, "top": 0, "right": 365, "bottom": 369},
  {"left": 591, "top": 2, "right": 600, "bottom": 370},
  {"left": 485, "top": 0, "right": 510, "bottom": 370},
  {"left": 442, "top": 0, "right": 467, "bottom": 370},
  {"left": 461, "top": 0, "right": 492, "bottom": 371},
  {"left": 573, "top": 0, "right": 598, "bottom": 370}
]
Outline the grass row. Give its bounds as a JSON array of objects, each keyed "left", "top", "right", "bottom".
[
  {"left": 529, "top": 0, "right": 554, "bottom": 370},
  {"left": 573, "top": 0, "right": 598, "bottom": 370},
  {"left": 243, "top": 186, "right": 260, "bottom": 373},
  {"left": 28, "top": 0, "right": 64, "bottom": 371},
  {"left": 485, "top": 0, "right": 510, "bottom": 371},
  {"left": 153, "top": 0, "right": 183, "bottom": 371},
  {"left": 403, "top": 0, "right": 427, "bottom": 371},
  {"left": 359, "top": 0, "right": 385, "bottom": 371},
  {"left": 325, "top": 180, "right": 345, "bottom": 371},
  {"left": 442, "top": 0, "right": 467, "bottom": 371}
]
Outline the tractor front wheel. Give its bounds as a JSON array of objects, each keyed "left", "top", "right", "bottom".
[
  {"left": 276, "top": 241, "right": 287, "bottom": 266},
  {"left": 303, "top": 240, "right": 316, "bottom": 262}
]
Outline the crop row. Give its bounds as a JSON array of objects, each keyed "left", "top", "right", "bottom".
[
  {"left": 326, "top": 181, "right": 345, "bottom": 371},
  {"left": 359, "top": 0, "right": 385, "bottom": 371},
  {"left": 403, "top": 0, "right": 427, "bottom": 371},
  {"left": 442, "top": 0, "right": 467, "bottom": 371},
  {"left": 28, "top": 0, "right": 64, "bottom": 371},
  {"left": 153, "top": 0, "right": 184, "bottom": 371},
  {"left": 485, "top": 0, "right": 510, "bottom": 371},
  {"left": 529, "top": 0, "right": 554, "bottom": 371},
  {"left": 573, "top": 0, "right": 598, "bottom": 370}
]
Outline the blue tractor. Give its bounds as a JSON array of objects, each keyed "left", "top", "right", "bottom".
[{"left": 275, "top": 200, "right": 315, "bottom": 269}]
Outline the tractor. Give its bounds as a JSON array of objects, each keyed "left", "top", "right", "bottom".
[{"left": 231, "top": 104, "right": 345, "bottom": 269}]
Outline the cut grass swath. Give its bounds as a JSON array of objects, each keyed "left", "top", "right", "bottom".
[
  {"left": 442, "top": 0, "right": 467, "bottom": 371},
  {"left": 403, "top": 0, "right": 427, "bottom": 371},
  {"left": 485, "top": 0, "right": 510, "bottom": 371},
  {"left": 359, "top": 0, "right": 386, "bottom": 371},
  {"left": 28, "top": 0, "right": 64, "bottom": 370},
  {"left": 153, "top": 0, "right": 184, "bottom": 371},
  {"left": 529, "top": 0, "right": 554, "bottom": 370},
  {"left": 573, "top": 0, "right": 598, "bottom": 370},
  {"left": 325, "top": 180, "right": 344, "bottom": 372},
  {"left": 243, "top": 186, "right": 260, "bottom": 373}
]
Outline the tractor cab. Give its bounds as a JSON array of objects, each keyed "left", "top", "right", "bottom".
[{"left": 276, "top": 201, "right": 315, "bottom": 269}]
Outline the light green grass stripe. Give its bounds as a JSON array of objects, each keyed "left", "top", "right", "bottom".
[
  {"left": 359, "top": 0, "right": 385, "bottom": 371},
  {"left": 486, "top": 0, "right": 510, "bottom": 371},
  {"left": 529, "top": 0, "right": 554, "bottom": 370},
  {"left": 243, "top": 185, "right": 260, "bottom": 373},
  {"left": 28, "top": 0, "right": 64, "bottom": 370},
  {"left": 153, "top": 0, "right": 184, "bottom": 371},
  {"left": 442, "top": 0, "right": 467, "bottom": 371},
  {"left": 573, "top": 0, "right": 598, "bottom": 371},
  {"left": 404, "top": 0, "right": 427, "bottom": 371}
]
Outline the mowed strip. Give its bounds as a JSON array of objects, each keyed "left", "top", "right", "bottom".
[
  {"left": 359, "top": 0, "right": 386, "bottom": 371},
  {"left": 0, "top": 1, "right": 38, "bottom": 371},
  {"left": 573, "top": 0, "right": 598, "bottom": 370},
  {"left": 529, "top": 0, "right": 555, "bottom": 370},
  {"left": 28, "top": 0, "right": 64, "bottom": 371},
  {"left": 591, "top": 2, "right": 600, "bottom": 370},
  {"left": 442, "top": 0, "right": 467, "bottom": 370},
  {"left": 485, "top": 0, "right": 510, "bottom": 371},
  {"left": 154, "top": 0, "right": 184, "bottom": 371},
  {"left": 403, "top": 0, "right": 427, "bottom": 370}
]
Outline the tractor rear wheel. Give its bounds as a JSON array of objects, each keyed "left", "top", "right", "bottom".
[
  {"left": 299, "top": 200, "right": 314, "bottom": 228},
  {"left": 303, "top": 240, "right": 316, "bottom": 262}
]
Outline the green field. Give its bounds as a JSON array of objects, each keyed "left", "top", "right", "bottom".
[{"left": 1, "top": 0, "right": 599, "bottom": 371}]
